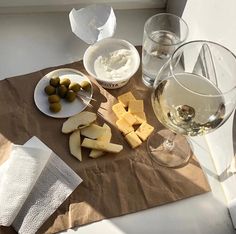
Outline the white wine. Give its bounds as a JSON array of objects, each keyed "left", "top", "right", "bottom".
[{"left": 152, "top": 73, "right": 225, "bottom": 136}]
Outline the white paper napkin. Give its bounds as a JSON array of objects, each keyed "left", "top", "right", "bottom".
[
  {"left": 69, "top": 4, "right": 116, "bottom": 44},
  {"left": 0, "top": 145, "right": 51, "bottom": 226},
  {"left": 12, "top": 136, "right": 83, "bottom": 234}
]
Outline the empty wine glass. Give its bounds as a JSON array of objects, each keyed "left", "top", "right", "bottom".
[{"left": 148, "top": 40, "right": 236, "bottom": 168}]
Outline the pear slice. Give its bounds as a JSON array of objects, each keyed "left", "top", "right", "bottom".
[
  {"left": 89, "top": 123, "right": 112, "bottom": 158},
  {"left": 69, "top": 129, "right": 82, "bottom": 161},
  {"left": 62, "top": 111, "right": 96, "bottom": 134},
  {"left": 81, "top": 138, "right": 123, "bottom": 153},
  {"left": 80, "top": 123, "right": 107, "bottom": 139}
]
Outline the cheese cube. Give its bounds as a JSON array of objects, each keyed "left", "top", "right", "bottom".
[
  {"left": 132, "top": 112, "right": 147, "bottom": 124},
  {"left": 112, "top": 103, "right": 127, "bottom": 119},
  {"left": 125, "top": 131, "right": 142, "bottom": 149},
  {"left": 128, "top": 100, "right": 144, "bottom": 113},
  {"left": 135, "top": 122, "right": 154, "bottom": 141},
  {"left": 118, "top": 91, "right": 136, "bottom": 107},
  {"left": 122, "top": 112, "right": 137, "bottom": 126},
  {"left": 116, "top": 118, "right": 134, "bottom": 135}
]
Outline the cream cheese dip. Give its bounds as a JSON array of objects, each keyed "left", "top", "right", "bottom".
[
  {"left": 94, "top": 49, "right": 134, "bottom": 80},
  {"left": 83, "top": 38, "right": 140, "bottom": 89}
]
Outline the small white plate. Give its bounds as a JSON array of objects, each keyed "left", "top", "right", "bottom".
[{"left": 34, "top": 68, "right": 93, "bottom": 118}]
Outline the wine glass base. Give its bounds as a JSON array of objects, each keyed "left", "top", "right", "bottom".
[{"left": 147, "top": 129, "right": 192, "bottom": 168}]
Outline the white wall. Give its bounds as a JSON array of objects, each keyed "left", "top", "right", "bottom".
[
  {"left": 0, "top": 9, "right": 159, "bottom": 78},
  {"left": 182, "top": 0, "right": 236, "bottom": 208},
  {"left": 182, "top": 0, "right": 236, "bottom": 54},
  {"left": 0, "top": 0, "right": 166, "bottom": 13}
]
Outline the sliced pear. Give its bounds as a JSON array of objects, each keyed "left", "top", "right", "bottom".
[
  {"left": 89, "top": 123, "right": 112, "bottom": 158},
  {"left": 80, "top": 123, "right": 107, "bottom": 139},
  {"left": 89, "top": 150, "right": 104, "bottom": 158},
  {"left": 62, "top": 111, "right": 96, "bottom": 134},
  {"left": 69, "top": 129, "right": 82, "bottom": 161},
  {"left": 81, "top": 138, "right": 123, "bottom": 153}
]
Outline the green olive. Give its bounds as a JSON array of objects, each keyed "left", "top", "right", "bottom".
[
  {"left": 60, "top": 78, "right": 71, "bottom": 87},
  {"left": 48, "top": 94, "right": 60, "bottom": 103},
  {"left": 69, "top": 82, "right": 81, "bottom": 92},
  {"left": 50, "top": 77, "right": 60, "bottom": 87},
  {"left": 80, "top": 80, "right": 91, "bottom": 91},
  {"left": 58, "top": 85, "right": 68, "bottom": 98},
  {"left": 49, "top": 103, "right": 61, "bottom": 113},
  {"left": 65, "top": 90, "right": 76, "bottom": 102},
  {"left": 44, "top": 85, "right": 56, "bottom": 95}
]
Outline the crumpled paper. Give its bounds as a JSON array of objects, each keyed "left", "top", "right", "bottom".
[
  {"left": 69, "top": 4, "right": 116, "bottom": 44},
  {"left": 0, "top": 51, "right": 210, "bottom": 234},
  {"left": 0, "top": 136, "right": 83, "bottom": 234}
]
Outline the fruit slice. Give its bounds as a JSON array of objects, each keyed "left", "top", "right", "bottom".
[
  {"left": 69, "top": 129, "right": 82, "bottom": 161},
  {"left": 89, "top": 123, "right": 112, "bottom": 158},
  {"left": 62, "top": 111, "right": 96, "bottom": 133},
  {"left": 80, "top": 124, "right": 107, "bottom": 139},
  {"left": 81, "top": 138, "right": 123, "bottom": 153}
]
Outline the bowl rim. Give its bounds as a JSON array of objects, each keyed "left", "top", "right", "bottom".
[{"left": 83, "top": 37, "right": 140, "bottom": 84}]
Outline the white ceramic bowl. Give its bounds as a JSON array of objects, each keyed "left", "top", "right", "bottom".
[{"left": 83, "top": 38, "right": 140, "bottom": 89}]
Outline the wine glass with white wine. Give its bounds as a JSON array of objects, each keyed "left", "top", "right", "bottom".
[{"left": 148, "top": 40, "right": 236, "bottom": 168}]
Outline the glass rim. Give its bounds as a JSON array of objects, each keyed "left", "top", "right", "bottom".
[
  {"left": 144, "top": 12, "right": 189, "bottom": 46},
  {"left": 169, "top": 40, "right": 236, "bottom": 97}
]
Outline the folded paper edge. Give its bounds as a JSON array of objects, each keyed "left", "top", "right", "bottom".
[{"left": 0, "top": 144, "right": 52, "bottom": 226}]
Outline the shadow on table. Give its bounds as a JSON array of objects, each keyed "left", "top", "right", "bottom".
[
  {"left": 59, "top": 163, "right": 232, "bottom": 234},
  {"left": 187, "top": 137, "right": 220, "bottom": 182},
  {"left": 38, "top": 152, "right": 211, "bottom": 233},
  {"left": 218, "top": 111, "right": 236, "bottom": 182}
]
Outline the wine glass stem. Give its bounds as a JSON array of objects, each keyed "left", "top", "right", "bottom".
[{"left": 163, "top": 133, "right": 176, "bottom": 151}]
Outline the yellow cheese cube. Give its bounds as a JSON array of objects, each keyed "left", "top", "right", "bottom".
[
  {"left": 116, "top": 118, "right": 134, "bottom": 135},
  {"left": 132, "top": 112, "right": 147, "bottom": 124},
  {"left": 112, "top": 103, "right": 127, "bottom": 119},
  {"left": 135, "top": 122, "right": 154, "bottom": 141},
  {"left": 128, "top": 100, "right": 144, "bottom": 113},
  {"left": 122, "top": 112, "right": 137, "bottom": 126},
  {"left": 118, "top": 91, "right": 136, "bottom": 107},
  {"left": 125, "top": 131, "right": 142, "bottom": 149}
]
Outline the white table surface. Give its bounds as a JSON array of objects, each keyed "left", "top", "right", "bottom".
[{"left": 0, "top": 8, "right": 235, "bottom": 234}]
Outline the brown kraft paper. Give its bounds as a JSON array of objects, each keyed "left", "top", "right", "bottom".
[{"left": 0, "top": 47, "right": 210, "bottom": 234}]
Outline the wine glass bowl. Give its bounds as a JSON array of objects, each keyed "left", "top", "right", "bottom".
[{"left": 148, "top": 40, "right": 236, "bottom": 167}]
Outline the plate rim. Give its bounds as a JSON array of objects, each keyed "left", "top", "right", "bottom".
[{"left": 34, "top": 68, "right": 93, "bottom": 118}]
